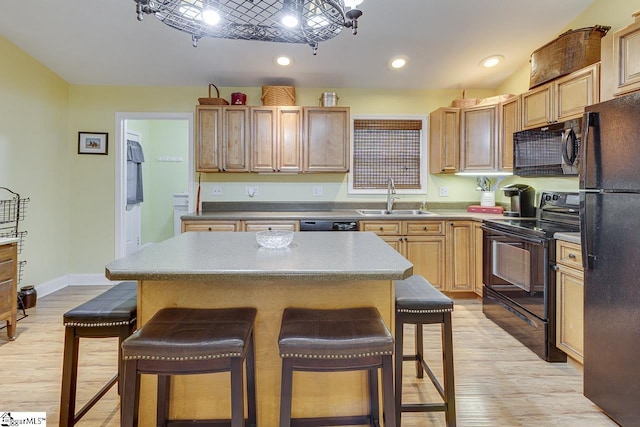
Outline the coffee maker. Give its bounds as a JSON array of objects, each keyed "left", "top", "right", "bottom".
[{"left": 502, "top": 184, "right": 535, "bottom": 217}]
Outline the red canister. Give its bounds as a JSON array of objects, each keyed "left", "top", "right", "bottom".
[{"left": 231, "top": 92, "right": 247, "bottom": 105}]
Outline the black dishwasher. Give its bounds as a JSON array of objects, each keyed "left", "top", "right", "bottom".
[{"left": 299, "top": 220, "right": 359, "bottom": 231}]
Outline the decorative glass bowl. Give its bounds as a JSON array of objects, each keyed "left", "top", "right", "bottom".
[{"left": 256, "top": 230, "right": 294, "bottom": 249}]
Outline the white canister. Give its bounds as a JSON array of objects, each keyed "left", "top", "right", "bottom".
[
  {"left": 480, "top": 191, "right": 496, "bottom": 207},
  {"left": 320, "top": 92, "right": 339, "bottom": 107}
]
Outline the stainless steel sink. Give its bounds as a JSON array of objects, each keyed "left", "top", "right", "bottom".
[{"left": 356, "top": 209, "right": 438, "bottom": 216}]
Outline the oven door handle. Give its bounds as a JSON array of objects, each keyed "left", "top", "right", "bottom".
[{"left": 481, "top": 225, "right": 546, "bottom": 245}]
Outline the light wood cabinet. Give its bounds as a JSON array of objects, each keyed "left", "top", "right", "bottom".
[
  {"left": 460, "top": 104, "right": 499, "bottom": 172},
  {"left": 522, "top": 63, "right": 600, "bottom": 129},
  {"left": 251, "top": 107, "right": 302, "bottom": 173},
  {"left": 361, "top": 219, "right": 458, "bottom": 292},
  {"left": 196, "top": 106, "right": 250, "bottom": 172},
  {"left": 555, "top": 240, "right": 584, "bottom": 364},
  {"left": 242, "top": 220, "right": 299, "bottom": 231},
  {"left": 0, "top": 242, "right": 17, "bottom": 340},
  {"left": 473, "top": 222, "right": 484, "bottom": 296},
  {"left": 429, "top": 107, "right": 460, "bottom": 174},
  {"left": 446, "top": 221, "right": 474, "bottom": 292},
  {"left": 614, "top": 11, "right": 640, "bottom": 96},
  {"left": 499, "top": 96, "right": 519, "bottom": 171},
  {"left": 303, "top": 107, "right": 350, "bottom": 172},
  {"left": 181, "top": 220, "right": 241, "bottom": 232}
]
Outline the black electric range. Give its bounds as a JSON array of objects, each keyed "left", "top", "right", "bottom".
[{"left": 481, "top": 191, "right": 580, "bottom": 362}]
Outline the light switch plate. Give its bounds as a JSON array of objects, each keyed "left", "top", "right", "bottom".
[
  {"left": 439, "top": 186, "right": 449, "bottom": 197},
  {"left": 211, "top": 186, "right": 223, "bottom": 196},
  {"left": 312, "top": 186, "right": 324, "bottom": 197}
]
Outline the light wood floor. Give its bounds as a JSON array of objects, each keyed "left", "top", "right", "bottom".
[{"left": 1, "top": 286, "right": 617, "bottom": 427}]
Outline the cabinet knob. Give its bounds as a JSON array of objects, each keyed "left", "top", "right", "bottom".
[
  {"left": 423, "top": 226, "right": 427, "bottom": 231},
  {"left": 379, "top": 227, "right": 384, "bottom": 231},
  {"left": 568, "top": 253, "right": 576, "bottom": 259},
  {"left": 208, "top": 227, "right": 212, "bottom": 231}
]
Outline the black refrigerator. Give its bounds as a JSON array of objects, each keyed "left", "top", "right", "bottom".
[{"left": 581, "top": 91, "right": 640, "bottom": 426}]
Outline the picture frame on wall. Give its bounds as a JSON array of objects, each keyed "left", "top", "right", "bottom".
[{"left": 78, "top": 132, "right": 108, "bottom": 155}]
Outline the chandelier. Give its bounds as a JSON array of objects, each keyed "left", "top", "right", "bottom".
[{"left": 134, "top": 0, "right": 363, "bottom": 54}]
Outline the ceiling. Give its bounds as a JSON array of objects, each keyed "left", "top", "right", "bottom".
[{"left": 0, "top": 0, "right": 596, "bottom": 90}]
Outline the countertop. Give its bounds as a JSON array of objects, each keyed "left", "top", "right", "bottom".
[
  {"left": 0, "top": 237, "right": 19, "bottom": 245},
  {"left": 180, "top": 209, "right": 507, "bottom": 222},
  {"left": 105, "top": 231, "right": 413, "bottom": 281},
  {"left": 554, "top": 232, "right": 581, "bottom": 244}
]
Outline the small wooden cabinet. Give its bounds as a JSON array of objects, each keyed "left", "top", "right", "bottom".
[
  {"left": 181, "top": 220, "right": 241, "bottom": 232},
  {"left": 522, "top": 63, "right": 600, "bottom": 129},
  {"left": 473, "top": 222, "right": 484, "bottom": 296},
  {"left": 196, "top": 106, "right": 250, "bottom": 172},
  {"left": 446, "top": 221, "right": 475, "bottom": 292},
  {"left": 555, "top": 240, "right": 584, "bottom": 363},
  {"left": 361, "top": 220, "right": 446, "bottom": 290},
  {"left": 499, "top": 96, "right": 519, "bottom": 171},
  {"left": 303, "top": 107, "right": 350, "bottom": 172},
  {"left": 429, "top": 107, "right": 460, "bottom": 174},
  {"left": 242, "top": 220, "right": 299, "bottom": 232},
  {"left": 614, "top": 11, "right": 640, "bottom": 96},
  {"left": 460, "top": 104, "right": 499, "bottom": 172},
  {"left": 0, "top": 241, "right": 18, "bottom": 341},
  {"left": 251, "top": 107, "right": 302, "bottom": 173}
]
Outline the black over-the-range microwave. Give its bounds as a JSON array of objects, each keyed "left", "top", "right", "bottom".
[{"left": 513, "top": 118, "right": 581, "bottom": 177}]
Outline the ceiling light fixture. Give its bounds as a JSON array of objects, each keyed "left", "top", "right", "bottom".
[
  {"left": 134, "top": 0, "right": 364, "bottom": 55},
  {"left": 389, "top": 56, "right": 408, "bottom": 70},
  {"left": 481, "top": 55, "right": 504, "bottom": 68},
  {"left": 275, "top": 56, "right": 293, "bottom": 66}
]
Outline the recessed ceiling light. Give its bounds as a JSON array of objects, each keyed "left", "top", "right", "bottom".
[
  {"left": 481, "top": 55, "right": 504, "bottom": 68},
  {"left": 344, "top": 0, "right": 364, "bottom": 8},
  {"left": 389, "top": 56, "right": 408, "bottom": 70},
  {"left": 275, "top": 56, "right": 293, "bottom": 66}
]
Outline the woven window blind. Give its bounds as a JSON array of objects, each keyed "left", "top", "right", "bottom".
[{"left": 352, "top": 119, "right": 423, "bottom": 189}]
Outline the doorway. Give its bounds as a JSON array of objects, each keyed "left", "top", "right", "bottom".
[{"left": 114, "top": 112, "right": 194, "bottom": 259}]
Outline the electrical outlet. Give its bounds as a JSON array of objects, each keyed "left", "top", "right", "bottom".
[
  {"left": 312, "top": 185, "right": 324, "bottom": 197},
  {"left": 211, "top": 186, "right": 223, "bottom": 196},
  {"left": 439, "top": 186, "right": 449, "bottom": 197},
  {"left": 245, "top": 186, "right": 259, "bottom": 197}
]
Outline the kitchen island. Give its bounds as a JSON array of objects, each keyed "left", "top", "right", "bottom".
[{"left": 105, "top": 231, "right": 412, "bottom": 426}]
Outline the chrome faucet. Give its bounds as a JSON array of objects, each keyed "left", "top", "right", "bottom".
[{"left": 386, "top": 178, "right": 399, "bottom": 212}]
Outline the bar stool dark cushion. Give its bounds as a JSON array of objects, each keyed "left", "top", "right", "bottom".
[
  {"left": 278, "top": 307, "right": 396, "bottom": 427},
  {"left": 120, "top": 306, "right": 257, "bottom": 427},
  {"left": 395, "top": 275, "right": 456, "bottom": 427},
  {"left": 59, "top": 281, "right": 137, "bottom": 427},
  {"left": 279, "top": 306, "right": 394, "bottom": 358}
]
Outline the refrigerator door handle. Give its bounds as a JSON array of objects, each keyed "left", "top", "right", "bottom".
[
  {"left": 580, "top": 112, "right": 597, "bottom": 190},
  {"left": 579, "top": 191, "right": 595, "bottom": 270}
]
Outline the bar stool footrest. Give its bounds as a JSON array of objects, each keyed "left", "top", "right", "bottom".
[
  {"left": 166, "top": 419, "right": 256, "bottom": 427},
  {"left": 73, "top": 374, "right": 118, "bottom": 423},
  {"left": 290, "top": 415, "right": 376, "bottom": 426},
  {"left": 402, "top": 403, "right": 447, "bottom": 413}
]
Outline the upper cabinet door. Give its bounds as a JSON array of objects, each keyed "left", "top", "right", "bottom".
[
  {"left": 614, "top": 12, "right": 640, "bottom": 96},
  {"left": 222, "top": 106, "right": 250, "bottom": 172},
  {"left": 555, "top": 63, "right": 599, "bottom": 122},
  {"left": 499, "top": 96, "right": 520, "bottom": 171},
  {"left": 196, "top": 106, "right": 222, "bottom": 172},
  {"left": 460, "top": 103, "right": 498, "bottom": 172},
  {"left": 251, "top": 107, "right": 278, "bottom": 172},
  {"left": 429, "top": 107, "right": 460, "bottom": 174},
  {"left": 303, "top": 107, "right": 350, "bottom": 173},
  {"left": 522, "top": 83, "right": 553, "bottom": 129},
  {"left": 278, "top": 107, "right": 303, "bottom": 173}
]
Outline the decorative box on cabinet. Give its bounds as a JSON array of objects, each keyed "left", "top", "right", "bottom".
[
  {"left": 303, "top": 107, "right": 350, "bottom": 172},
  {"left": 555, "top": 240, "right": 584, "bottom": 363},
  {"left": 522, "top": 63, "right": 600, "bottom": 129},
  {"left": 614, "top": 11, "right": 640, "bottom": 96}
]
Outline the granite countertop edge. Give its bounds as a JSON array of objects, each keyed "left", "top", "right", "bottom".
[{"left": 554, "top": 232, "right": 581, "bottom": 244}]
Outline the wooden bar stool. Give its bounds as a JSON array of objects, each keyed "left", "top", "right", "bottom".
[
  {"left": 278, "top": 307, "right": 396, "bottom": 427},
  {"left": 59, "top": 281, "right": 137, "bottom": 427},
  {"left": 394, "top": 275, "right": 456, "bottom": 427},
  {"left": 120, "top": 306, "right": 257, "bottom": 427}
]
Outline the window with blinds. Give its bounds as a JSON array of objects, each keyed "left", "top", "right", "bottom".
[{"left": 351, "top": 118, "right": 425, "bottom": 191}]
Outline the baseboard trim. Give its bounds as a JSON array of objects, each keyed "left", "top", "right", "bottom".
[{"left": 31, "top": 274, "right": 122, "bottom": 298}]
